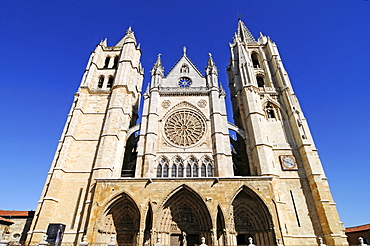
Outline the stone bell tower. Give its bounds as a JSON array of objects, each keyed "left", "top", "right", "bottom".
[
  {"left": 27, "top": 27, "right": 144, "bottom": 244},
  {"left": 227, "top": 20, "right": 348, "bottom": 246}
]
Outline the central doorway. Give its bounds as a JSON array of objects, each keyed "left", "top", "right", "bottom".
[{"left": 157, "top": 186, "right": 212, "bottom": 246}]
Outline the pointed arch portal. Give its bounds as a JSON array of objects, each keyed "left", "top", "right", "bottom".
[
  {"left": 232, "top": 187, "right": 276, "bottom": 246},
  {"left": 102, "top": 193, "right": 140, "bottom": 245},
  {"left": 157, "top": 186, "right": 212, "bottom": 246}
]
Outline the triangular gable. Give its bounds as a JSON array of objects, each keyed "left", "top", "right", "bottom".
[
  {"left": 166, "top": 55, "right": 203, "bottom": 77},
  {"left": 160, "top": 54, "right": 206, "bottom": 88}
]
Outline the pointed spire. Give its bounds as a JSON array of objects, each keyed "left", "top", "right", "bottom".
[
  {"left": 258, "top": 32, "right": 268, "bottom": 45},
  {"left": 143, "top": 84, "right": 150, "bottom": 99},
  {"left": 151, "top": 53, "right": 164, "bottom": 76},
  {"left": 115, "top": 26, "right": 137, "bottom": 47},
  {"left": 219, "top": 83, "right": 226, "bottom": 97},
  {"left": 237, "top": 19, "right": 256, "bottom": 44},
  {"left": 99, "top": 38, "right": 107, "bottom": 47},
  {"left": 206, "top": 53, "right": 217, "bottom": 76}
]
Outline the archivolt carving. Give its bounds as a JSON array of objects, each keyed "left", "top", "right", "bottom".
[
  {"left": 97, "top": 193, "right": 141, "bottom": 244},
  {"left": 231, "top": 187, "right": 274, "bottom": 234},
  {"left": 157, "top": 186, "right": 212, "bottom": 235}
]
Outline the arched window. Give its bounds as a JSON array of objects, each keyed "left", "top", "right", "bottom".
[
  {"left": 104, "top": 57, "right": 110, "bottom": 68},
  {"left": 256, "top": 76, "right": 264, "bottom": 87},
  {"left": 98, "top": 76, "right": 104, "bottom": 88},
  {"left": 163, "top": 164, "right": 169, "bottom": 177},
  {"left": 157, "top": 164, "right": 162, "bottom": 178},
  {"left": 201, "top": 164, "right": 206, "bottom": 177},
  {"left": 193, "top": 164, "right": 198, "bottom": 177},
  {"left": 113, "top": 56, "right": 119, "bottom": 69},
  {"left": 107, "top": 77, "right": 114, "bottom": 88},
  {"left": 207, "top": 164, "right": 213, "bottom": 177},
  {"left": 186, "top": 164, "right": 191, "bottom": 177},
  {"left": 266, "top": 104, "right": 275, "bottom": 119},
  {"left": 251, "top": 53, "right": 260, "bottom": 68},
  {"left": 172, "top": 164, "right": 177, "bottom": 177},
  {"left": 178, "top": 164, "right": 184, "bottom": 177}
]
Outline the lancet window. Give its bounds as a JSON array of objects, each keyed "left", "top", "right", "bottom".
[
  {"left": 107, "top": 76, "right": 114, "bottom": 88},
  {"left": 201, "top": 157, "right": 214, "bottom": 177},
  {"left": 156, "top": 156, "right": 213, "bottom": 178},
  {"left": 172, "top": 164, "right": 177, "bottom": 177},
  {"left": 266, "top": 103, "right": 276, "bottom": 119},
  {"left": 98, "top": 76, "right": 104, "bottom": 88},
  {"left": 104, "top": 57, "right": 110, "bottom": 68},
  {"left": 163, "top": 164, "right": 169, "bottom": 177},
  {"left": 201, "top": 164, "right": 206, "bottom": 177},
  {"left": 157, "top": 157, "right": 169, "bottom": 178},
  {"left": 251, "top": 52, "right": 260, "bottom": 68},
  {"left": 177, "top": 164, "right": 183, "bottom": 177},
  {"left": 186, "top": 164, "right": 191, "bottom": 177},
  {"left": 256, "top": 75, "right": 264, "bottom": 87},
  {"left": 113, "top": 56, "right": 119, "bottom": 69}
]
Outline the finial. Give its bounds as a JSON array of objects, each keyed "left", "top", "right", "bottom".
[
  {"left": 208, "top": 53, "right": 212, "bottom": 58},
  {"left": 183, "top": 46, "right": 187, "bottom": 56},
  {"left": 158, "top": 53, "right": 162, "bottom": 58},
  {"left": 126, "top": 26, "right": 133, "bottom": 34},
  {"left": 237, "top": 11, "right": 242, "bottom": 20}
]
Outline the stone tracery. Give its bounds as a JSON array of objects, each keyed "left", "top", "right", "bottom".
[{"left": 164, "top": 110, "right": 205, "bottom": 147}]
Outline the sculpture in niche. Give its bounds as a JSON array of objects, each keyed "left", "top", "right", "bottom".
[
  {"left": 182, "top": 231, "right": 187, "bottom": 246},
  {"left": 180, "top": 64, "right": 189, "bottom": 74}
]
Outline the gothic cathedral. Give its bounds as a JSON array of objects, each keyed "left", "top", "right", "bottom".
[{"left": 27, "top": 21, "right": 348, "bottom": 246}]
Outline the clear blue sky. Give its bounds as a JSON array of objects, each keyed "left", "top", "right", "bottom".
[{"left": 1, "top": 0, "right": 369, "bottom": 228}]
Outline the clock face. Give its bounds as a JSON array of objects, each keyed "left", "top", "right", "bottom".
[
  {"left": 178, "top": 77, "right": 192, "bottom": 87},
  {"left": 280, "top": 155, "right": 297, "bottom": 170},
  {"left": 284, "top": 157, "right": 295, "bottom": 168}
]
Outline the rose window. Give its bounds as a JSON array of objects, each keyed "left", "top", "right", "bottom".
[{"left": 164, "top": 110, "right": 205, "bottom": 147}]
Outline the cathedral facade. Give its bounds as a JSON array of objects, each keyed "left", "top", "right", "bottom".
[{"left": 26, "top": 21, "right": 348, "bottom": 246}]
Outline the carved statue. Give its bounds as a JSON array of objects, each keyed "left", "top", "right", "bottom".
[
  {"left": 154, "top": 237, "right": 163, "bottom": 246},
  {"left": 200, "top": 237, "right": 207, "bottom": 246},
  {"left": 182, "top": 231, "right": 187, "bottom": 246}
]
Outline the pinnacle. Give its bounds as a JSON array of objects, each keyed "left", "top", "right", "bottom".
[
  {"left": 115, "top": 26, "right": 137, "bottom": 47},
  {"left": 151, "top": 53, "right": 164, "bottom": 76}
]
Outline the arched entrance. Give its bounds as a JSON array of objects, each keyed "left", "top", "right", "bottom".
[
  {"left": 157, "top": 186, "right": 212, "bottom": 246},
  {"left": 100, "top": 193, "right": 140, "bottom": 245},
  {"left": 232, "top": 187, "right": 276, "bottom": 246}
]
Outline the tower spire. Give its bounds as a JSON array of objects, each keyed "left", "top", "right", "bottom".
[{"left": 237, "top": 19, "right": 256, "bottom": 44}]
